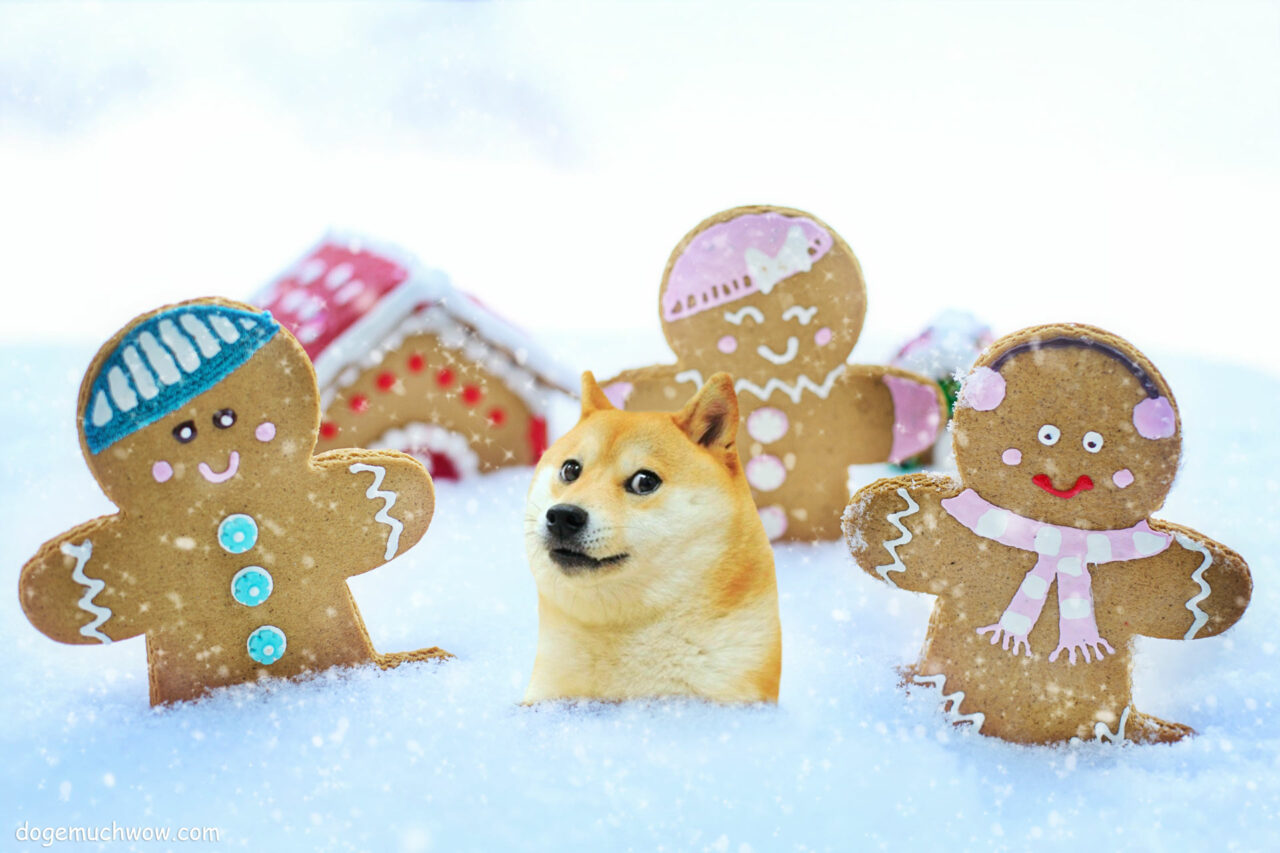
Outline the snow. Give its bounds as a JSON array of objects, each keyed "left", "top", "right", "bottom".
[
  {"left": 2, "top": 2, "right": 1278, "bottom": 848},
  {"left": 2, "top": 336, "right": 1277, "bottom": 851}
]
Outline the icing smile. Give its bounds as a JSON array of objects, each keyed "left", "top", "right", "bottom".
[
  {"left": 1032, "top": 473, "right": 1093, "bottom": 499},
  {"left": 198, "top": 451, "right": 240, "bottom": 484},
  {"left": 757, "top": 337, "right": 799, "bottom": 365}
]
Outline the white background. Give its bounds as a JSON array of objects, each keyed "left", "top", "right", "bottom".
[{"left": 1, "top": 1, "right": 1277, "bottom": 374}]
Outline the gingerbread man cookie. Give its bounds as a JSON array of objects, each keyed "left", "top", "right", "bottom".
[
  {"left": 19, "top": 298, "right": 447, "bottom": 705},
  {"left": 602, "top": 205, "right": 945, "bottom": 541},
  {"left": 843, "top": 324, "right": 1252, "bottom": 744}
]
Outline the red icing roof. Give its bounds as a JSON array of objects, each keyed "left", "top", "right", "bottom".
[{"left": 258, "top": 241, "right": 411, "bottom": 360}]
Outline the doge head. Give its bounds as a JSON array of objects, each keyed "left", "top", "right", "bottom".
[{"left": 525, "top": 370, "right": 756, "bottom": 625}]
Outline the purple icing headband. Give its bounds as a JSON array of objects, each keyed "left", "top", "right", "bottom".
[
  {"left": 962, "top": 336, "right": 1176, "bottom": 440},
  {"left": 661, "top": 212, "right": 833, "bottom": 322}
]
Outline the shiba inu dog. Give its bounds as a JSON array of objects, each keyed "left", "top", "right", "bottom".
[{"left": 523, "top": 371, "right": 782, "bottom": 704}]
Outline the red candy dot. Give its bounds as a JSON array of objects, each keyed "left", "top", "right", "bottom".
[
  {"left": 487, "top": 407, "right": 506, "bottom": 426},
  {"left": 436, "top": 368, "right": 454, "bottom": 387},
  {"left": 376, "top": 371, "right": 397, "bottom": 391},
  {"left": 319, "top": 421, "right": 340, "bottom": 440},
  {"left": 349, "top": 394, "right": 370, "bottom": 413},
  {"left": 407, "top": 353, "right": 426, "bottom": 373},
  {"left": 462, "top": 385, "right": 483, "bottom": 406}
]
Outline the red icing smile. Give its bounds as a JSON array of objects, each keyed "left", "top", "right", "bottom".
[{"left": 1032, "top": 473, "right": 1093, "bottom": 499}]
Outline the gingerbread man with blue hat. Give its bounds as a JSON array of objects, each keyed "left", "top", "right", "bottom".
[{"left": 19, "top": 297, "right": 447, "bottom": 705}]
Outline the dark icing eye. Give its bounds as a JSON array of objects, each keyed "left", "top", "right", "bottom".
[
  {"left": 560, "top": 460, "right": 581, "bottom": 483},
  {"left": 173, "top": 421, "right": 197, "bottom": 443},
  {"left": 1082, "top": 430, "right": 1104, "bottom": 453},
  {"left": 213, "top": 409, "right": 237, "bottom": 429},
  {"left": 1038, "top": 424, "right": 1061, "bottom": 446},
  {"left": 626, "top": 470, "right": 662, "bottom": 495}
]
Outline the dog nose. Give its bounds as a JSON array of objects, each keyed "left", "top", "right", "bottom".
[{"left": 545, "top": 504, "right": 588, "bottom": 539}]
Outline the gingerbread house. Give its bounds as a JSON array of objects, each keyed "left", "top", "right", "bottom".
[{"left": 254, "top": 234, "right": 575, "bottom": 479}]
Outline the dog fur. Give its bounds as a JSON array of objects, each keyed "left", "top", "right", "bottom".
[{"left": 523, "top": 371, "right": 782, "bottom": 704}]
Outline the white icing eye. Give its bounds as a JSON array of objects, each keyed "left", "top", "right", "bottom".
[
  {"left": 1082, "top": 430, "right": 1104, "bottom": 453},
  {"left": 1038, "top": 424, "right": 1061, "bottom": 446}
]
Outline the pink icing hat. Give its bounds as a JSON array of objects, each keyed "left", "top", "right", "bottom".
[{"left": 662, "top": 211, "right": 833, "bottom": 322}]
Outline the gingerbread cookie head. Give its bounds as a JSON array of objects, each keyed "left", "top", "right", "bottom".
[
  {"left": 658, "top": 205, "right": 865, "bottom": 380},
  {"left": 954, "top": 324, "right": 1180, "bottom": 529},
  {"left": 78, "top": 298, "right": 317, "bottom": 510}
]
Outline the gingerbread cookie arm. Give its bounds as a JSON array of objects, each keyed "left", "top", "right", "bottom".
[
  {"left": 597, "top": 364, "right": 695, "bottom": 412},
  {"left": 18, "top": 514, "right": 149, "bottom": 645},
  {"left": 1101, "top": 520, "right": 1252, "bottom": 641},
  {"left": 836, "top": 365, "right": 946, "bottom": 464},
  {"left": 312, "top": 449, "right": 435, "bottom": 575},
  {"left": 842, "top": 472, "right": 966, "bottom": 594}
]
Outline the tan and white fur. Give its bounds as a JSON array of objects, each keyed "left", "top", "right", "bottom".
[{"left": 524, "top": 371, "right": 782, "bottom": 704}]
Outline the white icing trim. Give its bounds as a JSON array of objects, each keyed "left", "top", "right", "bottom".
[
  {"left": 255, "top": 231, "right": 576, "bottom": 399},
  {"left": 323, "top": 302, "right": 558, "bottom": 414},
  {"left": 179, "top": 313, "right": 221, "bottom": 358},
  {"left": 877, "top": 487, "right": 919, "bottom": 587},
  {"left": 736, "top": 364, "right": 846, "bottom": 403},
  {"left": 781, "top": 305, "right": 818, "bottom": 325},
  {"left": 1177, "top": 534, "right": 1213, "bottom": 640},
  {"left": 676, "top": 364, "right": 846, "bottom": 404},
  {"left": 912, "top": 673, "right": 984, "bottom": 731},
  {"left": 349, "top": 463, "right": 405, "bottom": 560},
  {"left": 724, "top": 306, "right": 765, "bottom": 325},
  {"left": 756, "top": 337, "right": 799, "bottom": 365},
  {"left": 158, "top": 318, "right": 200, "bottom": 372},
  {"left": 368, "top": 422, "right": 480, "bottom": 479},
  {"left": 137, "top": 331, "right": 180, "bottom": 385},
  {"left": 106, "top": 366, "right": 137, "bottom": 411},
  {"left": 1093, "top": 706, "right": 1131, "bottom": 744},
  {"left": 61, "top": 540, "right": 112, "bottom": 644},
  {"left": 311, "top": 275, "right": 437, "bottom": 391}
]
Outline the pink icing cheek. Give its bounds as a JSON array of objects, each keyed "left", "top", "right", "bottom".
[
  {"left": 1112, "top": 468, "right": 1134, "bottom": 489},
  {"left": 255, "top": 422, "right": 277, "bottom": 442},
  {"left": 814, "top": 327, "right": 833, "bottom": 347},
  {"left": 151, "top": 461, "right": 173, "bottom": 483},
  {"left": 1002, "top": 448, "right": 1022, "bottom": 466},
  {"left": 717, "top": 335, "right": 738, "bottom": 354}
]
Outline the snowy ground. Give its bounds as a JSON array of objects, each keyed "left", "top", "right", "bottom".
[{"left": 2, "top": 338, "right": 1276, "bottom": 852}]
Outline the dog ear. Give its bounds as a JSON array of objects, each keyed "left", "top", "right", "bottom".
[
  {"left": 675, "top": 372, "right": 738, "bottom": 452},
  {"left": 580, "top": 371, "right": 615, "bottom": 417}
]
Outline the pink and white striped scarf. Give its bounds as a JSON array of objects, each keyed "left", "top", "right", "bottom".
[{"left": 940, "top": 488, "right": 1172, "bottom": 664}]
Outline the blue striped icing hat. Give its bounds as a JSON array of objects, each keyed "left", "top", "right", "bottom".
[{"left": 83, "top": 303, "right": 280, "bottom": 455}]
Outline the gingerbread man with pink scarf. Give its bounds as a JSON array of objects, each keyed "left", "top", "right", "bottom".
[
  {"left": 843, "top": 323, "right": 1252, "bottom": 745},
  {"left": 602, "top": 205, "right": 946, "bottom": 542}
]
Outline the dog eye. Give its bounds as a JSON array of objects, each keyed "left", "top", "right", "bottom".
[
  {"left": 173, "top": 420, "right": 197, "bottom": 443},
  {"left": 625, "top": 470, "right": 661, "bottom": 495},
  {"left": 213, "top": 409, "right": 237, "bottom": 429},
  {"left": 560, "top": 460, "right": 581, "bottom": 483},
  {"left": 1037, "top": 424, "right": 1061, "bottom": 446}
]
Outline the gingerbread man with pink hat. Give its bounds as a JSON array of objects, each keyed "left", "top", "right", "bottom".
[{"left": 602, "top": 204, "right": 945, "bottom": 542}]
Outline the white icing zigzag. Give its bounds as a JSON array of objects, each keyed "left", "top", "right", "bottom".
[
  {"left": 675, "top": 364, "right": 846, "bottom": 404},
  {"left": 1093, "top": 706, "right": 1131, "bottom": 744},
  {"left": 349, "top": 463, "right": 404, "bottom": 560},
  {"left": 1067, "top": 706, "right": 1132, "bottom": 746},
  {"left": 61, "top": 540, "right": 112, "bottom": 644},
  {"left": 877, "top": 487, "right": 920, "bottom": 587},
  {"left": 912, "top": 673, "right": 985, "bottom": 731},
  {"left": 1177, "top": 533, "right": 1213, "bottom": 640}
]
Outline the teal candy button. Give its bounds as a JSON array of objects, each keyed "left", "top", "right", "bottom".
[
  {"left": 218, "top": 514, "right": 258, "bottom": 554},
  {"left": 231, "top": 566, "right": 273, "bottom": 607},
  {"left": 246, "top": 625, "right": 286, "bottom": 665}
]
